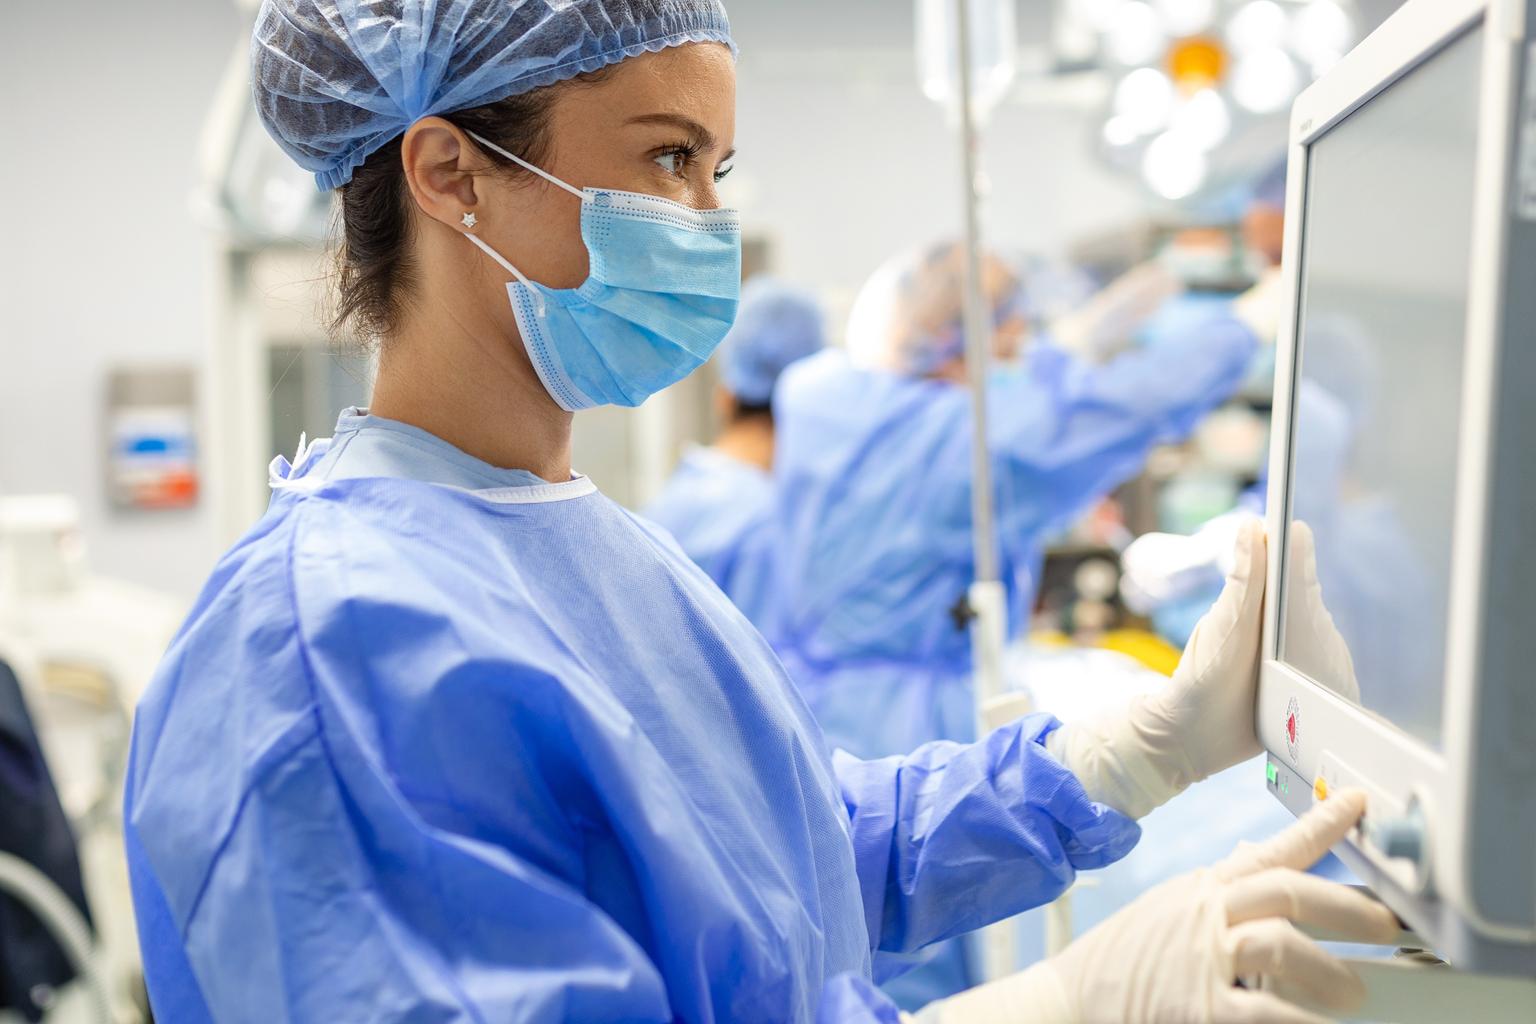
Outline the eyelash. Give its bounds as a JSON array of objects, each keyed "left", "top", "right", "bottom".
[{"left": 655, "top": 141, "right": 734, "bottom": 184}]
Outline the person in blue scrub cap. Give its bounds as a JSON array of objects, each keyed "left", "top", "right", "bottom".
[
  {"left": 122, "top": 4, "right": 1398, "bottom": 1022},
  {"left": 644, "top": 277, "right": 826, "bottom": 628}
]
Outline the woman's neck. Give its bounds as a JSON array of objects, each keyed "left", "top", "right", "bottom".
[
  {"left": 713, "top": 416, "right": 775, "bottom": 472},
  {"left": 369, "top": 306, "right": 575, "bottom": 483}
]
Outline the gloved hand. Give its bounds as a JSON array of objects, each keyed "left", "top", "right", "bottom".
[
  {"left": 1118, "top": 512, "right": 1246, "bottom": 616},
  {"left": 918, "top": 791, "right": 1399, "bottom": 1024},
  {"left": 1232, "top": 266, "right": 1285, "bottom": 344},
  {"left": 1279, "top": 521, "right": 1362, "bottom": 704},
  {"left": 1051, "top": 262, "right": 1184, "bottom": 362},
  {"left": 1048, "top": 517, "right": 1266, "bottom": 819}
]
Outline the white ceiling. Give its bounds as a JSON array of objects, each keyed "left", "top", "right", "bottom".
[{"left": 726, "top": 0, "right": 1407, "bottom": 56}]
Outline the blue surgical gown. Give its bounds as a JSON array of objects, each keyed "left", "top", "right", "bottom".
[
  {"left": 770, "top": 325, "right": 1252, "bottom": 1007},
  {"left": 122, "top": 411, "right": 1139, "bottom": 1023},
  {"left": 643, "top": 446, "right": 780, "bottom": 632},
  {"left": 770, "top": 319, "right": 1257, "bottom": 763}
]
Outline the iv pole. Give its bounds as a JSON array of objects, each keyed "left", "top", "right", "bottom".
[{"left": 951, "top": 0, "right": 1018, "bottom": 984}]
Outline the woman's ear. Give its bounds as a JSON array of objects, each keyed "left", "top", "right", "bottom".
[{"left": 400, "top": 117, "right": 483, "bottom": 232}]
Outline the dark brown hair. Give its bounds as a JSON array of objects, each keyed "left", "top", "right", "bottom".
[{"left": 330, "top": 70, "right": 610, "bottom": 344}]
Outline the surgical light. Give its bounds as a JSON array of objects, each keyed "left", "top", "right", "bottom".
[
  {"left": 1232, "top": 46, "right": 1300, "bottom": 113},
  {"left": 1115, "top": 66, "right": 1177, "bottom": 134},
  {"left": 1168, "top": 35, "right": 1227, "bottom": 90},
  {"left": 1106, "top": 1, "right": 1168, "bottom": 66},
  {"left": 1225, "top": 0, "right": 1287, "bottom": 54},
  {"left": 1142, "top": 130, "right": 1209, "bottom": 199},
  {"left": 1103, "top": 114, "right": 1141, "bottom": 148},
  {"left": 1170, "top": 88, "right": 1231, "bottom": 150},
  {"left": 1291, "top": 0, "right": 1354, "bottom": 74},
  {"left": 1153, "top": 0, "right": 1217, "bottom": 37}
]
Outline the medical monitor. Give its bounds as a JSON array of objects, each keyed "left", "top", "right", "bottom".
[{"left": 1261, "top": 0, "right": 1536, "bottom": 973}]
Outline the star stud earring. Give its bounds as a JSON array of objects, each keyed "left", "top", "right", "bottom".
[{"left": 461, "top": 212, "right": 478, "bottom": 229}]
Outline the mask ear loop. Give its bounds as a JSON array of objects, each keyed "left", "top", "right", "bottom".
[
  {"left": 465, "top": 130, "right": 587, "bottom": 200},
  {"left": 464, "top": 233, "right": 547, "bottom": 318},
  {"left": 458, "top": 130, "right": 589, "bottom": 319}
]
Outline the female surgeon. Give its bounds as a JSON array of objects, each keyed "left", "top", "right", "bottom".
[{"left": 122, "top": 3, "right": 1399, "bottom": 1022}]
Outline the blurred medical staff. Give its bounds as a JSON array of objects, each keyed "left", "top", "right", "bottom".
[
  {"left": 771, "top": 243, "right": 1269, "bottom": 764},
  {"left": 768, "top": 245, "right": 1269, "bottom": 1004},
  {"left": 645, "top": 278, "right": 825, "bottom": 626}
]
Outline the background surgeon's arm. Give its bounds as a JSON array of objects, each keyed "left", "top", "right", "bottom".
[
  {"left": 831, "top": 714, "right": 1140, "bottom": 967},
  {"left": 988, "top": 306, "right": 1258, "bottom": 545}
]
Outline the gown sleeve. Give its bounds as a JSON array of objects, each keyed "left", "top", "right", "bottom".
[
  {"left": 989, "top": 310, "right": 1259, "bottom": 542},
  {"left": 832, "top": 712, "right": 1140, "bottom": 967}
]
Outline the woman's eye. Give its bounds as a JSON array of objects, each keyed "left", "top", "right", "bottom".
[
  {"left": 713, "top": 163, "right": 734, "bottom": 184},
  {"left": 653, "top": 152, "right": 685, "bottom": 176}
]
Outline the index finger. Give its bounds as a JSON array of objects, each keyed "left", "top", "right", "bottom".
[{"left": 1217, "top": 790, "right": 1367, "bottom": 880}]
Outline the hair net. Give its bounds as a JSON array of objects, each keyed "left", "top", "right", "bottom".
[
  {"left": 845, "top": 242, "right": 1031, "bottom": 376},
  {"left": 253, "top": 0, "right": 736, "bottom": 190},
  {"left": 718, "top": 278, "right": 827, "bottom": 405}
]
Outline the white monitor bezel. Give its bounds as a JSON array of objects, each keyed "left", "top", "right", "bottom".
[{"left": 1261, "top": 0, "right": 1536, "bottom": 955}]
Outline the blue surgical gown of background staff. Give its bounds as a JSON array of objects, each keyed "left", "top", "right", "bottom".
[
  {"left": 770, "top": 316, "right": 1258, "bottom": 764},
  {"left": 643, "top": 446, "right": 781, "bottom": 633},
  {"left": 121, "top": 411, "right": 1139, "bottom": 1024}
]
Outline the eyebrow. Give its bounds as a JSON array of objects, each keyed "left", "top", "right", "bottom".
[{"left": 625, "top": 113, "right": 734, "bottom": 159}]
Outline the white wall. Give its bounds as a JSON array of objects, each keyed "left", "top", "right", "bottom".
[
  {"left": 1, "top": 0, "right": 1148, "bottom": 601},
  {"left": 725, "top": 6, "right": 1151, "bottom": 331},
  {"left": 722, "top": 0, "right": 1407, "bottom": 322},
  {"left": 0, "top": 0, "right": 242, "bottom": 599},
  {"left": 5, "top": 0, "right": 1399, "bottom": 599}
]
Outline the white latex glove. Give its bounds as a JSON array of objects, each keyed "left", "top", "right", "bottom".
[
  {"left": 1049, "top": 518, "right": 1266, "bottom": 818},
  {"left": 1119, "top": 513, "right": 1246, "bottom": 615},
  {"left": 1051, "top": 262, "right": 1185, "bottom": 362},
  {"left": 918, "top": 791, "right": 1399, "bottom": 1024},
  {"left": 1279, "top": 521, "right": 1361, "bottom": 704},
  {"left": 1232, "top": 267, "right": 1285, "bottom": 344}
]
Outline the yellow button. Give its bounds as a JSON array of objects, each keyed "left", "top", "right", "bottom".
[{"left": 1314, "top": 776, "right": 1329, "bottom": 801}]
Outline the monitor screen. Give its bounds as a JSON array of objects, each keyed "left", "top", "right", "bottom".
[{"left": 1278, "top": 24, "right": 1483, "bottom": 751}]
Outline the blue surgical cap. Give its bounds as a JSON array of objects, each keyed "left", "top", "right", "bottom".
[
  {"left": 253, "top": 0, "right": 736, "bottom": 190},
  {"left": 719, "top": 278, "right": 827, "bottom": 405},
  {"left": 845, "top": 243, "right": 1032, "bottom": 376},
  {"left": 1252, "top": 157, "right": 1288, "bottom": 210}
]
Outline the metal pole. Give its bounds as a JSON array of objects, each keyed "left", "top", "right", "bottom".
[
  {"left": 952, "top": 0, "right": 1016, "bottom": 984},
  {"left": 952, "top": 0, "right": 1000, "bottom": 591}
]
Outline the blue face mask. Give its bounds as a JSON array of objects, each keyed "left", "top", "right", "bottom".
[{"left": 463, "top": 131, "right": 741, "bottom": 411}]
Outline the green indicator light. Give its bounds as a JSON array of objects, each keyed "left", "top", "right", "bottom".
[{"left": 1266, "top": 763, "right": 1278, "bottom": 784}]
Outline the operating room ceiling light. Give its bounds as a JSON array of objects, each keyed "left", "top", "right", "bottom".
[
  {"left": 1103, "top": 115, "right": 1141, "bottom": 148},
  {"left": 1290, "top": 0, "right": 1352, "bottom": 73},
  {"left": 1114, "top": 66, "right": 1177, "bottom": 134},
  {"left": 1153, "top": 0, "right": 1217, "bottom": 36},
  {"left": 1169, "top": 88, "right": 1231, "bottom": 150},
  {"left": 1231, "top": 46, "right": 1300, "bottom": 113},
  {"left": 1168, "top": 35, "right": 1227, "bottom": 90},
  {"left": 1107, "top": 1, "right": 1168, "bottom": 66},
  {"left": 1225, "top": 0, "right": 1288, "bottom": 54},
  {"left": 1142, "top": 130, "right": 1209, "bottom": 199},
  {"left": 1069, "top": 0, "right": 1358, "bottom": 203}
]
